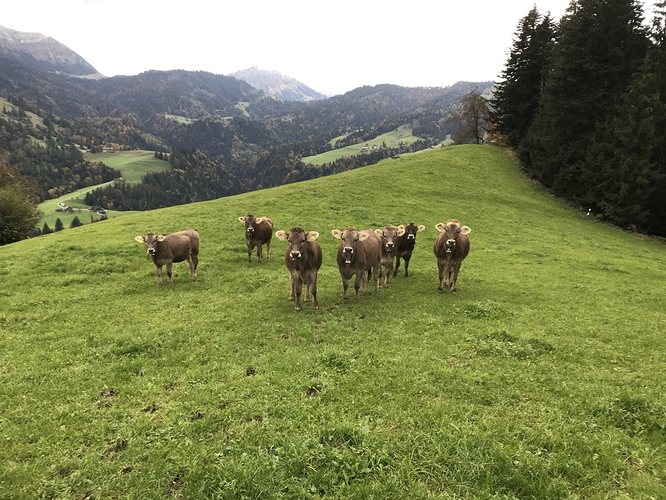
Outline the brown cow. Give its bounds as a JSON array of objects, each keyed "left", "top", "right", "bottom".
[
  {"left": 433, "top": 219, "right": 471, "bottom": 294},
  {"left": 134, "top": 229, "right": 199, "bottom": 286},
  {"left": 239, "top": 215, "right": 273, "bottom": 263},
  {"left": 374, "top": 224, "right": 405, "bottom": 287},
  {"left": 393, "top": 222, "right": 426, "bottom": 278},
  {"left": 276, "top": 227, "right": 322, "bottom": 311},
  {"left": 332, "top": 227, "right": 381, "bottom": 302}
]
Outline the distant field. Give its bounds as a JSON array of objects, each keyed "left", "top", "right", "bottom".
[
  {"left": 37, "top": 150, "right": 169, "bottom": 230},
  {"left": 84, "top": 150, "right": 171, "bottom": 183},
  {"left": 303, "top": 125, "right": 423, "bottom": 165}
]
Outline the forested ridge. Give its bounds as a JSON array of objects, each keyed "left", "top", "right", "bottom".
[{"left": 491, "top": 0, "right": 666, "bottom": 236}]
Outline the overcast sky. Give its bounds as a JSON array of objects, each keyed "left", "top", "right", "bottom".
[{"left": 0, "top": 0, "right": 661, "bottom": 96}]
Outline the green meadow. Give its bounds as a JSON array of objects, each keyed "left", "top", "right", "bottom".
[
  {"left": 37, "top": 150, "right": 170, "bottom": 230},
  {"left": 2, "top": 145, "right": 665, "bottom": 498},
  {"left": 302, "top": 125, "right": 423, "bottom": 165}
]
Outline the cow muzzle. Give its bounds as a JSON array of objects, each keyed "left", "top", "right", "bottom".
[
  {"left": 407, "top": 234, "right": 415, "bottom": 240},
  {"left": 343, "top": 247, "right": 354, "bottom": 264},
  {"left": 290, "top": 251, "right": 302, "bottom": 260},
  {"left": 446, "top": 239, "right": 456, "bottom": 253},
  {"left": 385, "top": 242, "right": 394, "bottom": 252}
]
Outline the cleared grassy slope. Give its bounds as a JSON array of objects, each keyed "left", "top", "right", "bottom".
[{"left": 1, "top": 145, "right": 665, "bottom": 499}]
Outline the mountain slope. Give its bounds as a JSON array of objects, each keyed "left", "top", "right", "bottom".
[
  {"left": 230, "top": 66, "right": 327, "bottom": 101},
  {"left": 1, "top": 145, "right": 665, "bottom": 497},
  {"left": 0, "top": 25, "right": 98, "bottom": 76}
]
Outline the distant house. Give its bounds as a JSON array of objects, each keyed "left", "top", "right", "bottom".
[{"left": 102, "top": 147, "right": 114, "bottom": 153}]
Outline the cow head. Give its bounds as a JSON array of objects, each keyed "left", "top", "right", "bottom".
[
  {"left": 332, "top": 227, "right": 369, "bottom": 264},
  {"left": 435, "top": 220, "right": 471, "bottom": 253},
  {"left": 239, "top": 214, "right": 266, "bottom": 239},
  {"left": 135, "top": 232, "right": 166, "bottom": 257},
  {"left": 375, "top": 224, "right": 405, "bottom": 253},
  {"left": 276, "top": 227, "right": 319, "bottom": 261},
  {"left": 401, "top": 222, "right": 426, "bottom": 242}
]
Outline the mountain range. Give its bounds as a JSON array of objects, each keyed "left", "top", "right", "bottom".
[{"left": 0, "top": 24, "right": 492, "bottom": 211}]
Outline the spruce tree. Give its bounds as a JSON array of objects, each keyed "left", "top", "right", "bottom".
[
  {"left": 70, "top": 216, "right": 83, "bottom": 228},
  {"left": 490, "top": 7, "right": 555, "bottom": 148},
  {"left": 523, "top": 0, "right": 650, "bottom": 202},
  {"left": 42, "top": 223, "right": 52, "bottom": 235},
  {"left": 55, "top": 218, "right": 64, "bottom": 232},
  {"left": 584, "top": 54, "right": 662, "bottom": 230}
]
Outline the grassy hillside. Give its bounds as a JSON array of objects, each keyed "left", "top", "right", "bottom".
[
  {"left": 302, "top": 125, "right": 423, "bottom": 165},
  {"left": 37, "top": 150, "right": 169, "bottom": 229},
  {"left": 2, "top": 146, "right": 665, "bottom": 498}
]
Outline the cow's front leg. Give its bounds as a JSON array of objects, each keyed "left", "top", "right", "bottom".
[
  {"left": 403, "top": 255, "right": 411, "bottom": 278},
  {"left": 256, "top": 244, "right": 263, "bottom": 263},
  {"left": 437, "top": 260, "right": 445, "bottom": 293},
  {"left": 156, "top": 265, "right": 163, "bottom": 286},
  {"left": 289, "top": 274, "right": 295, "bottom": 301},
  {"left": 265, "top": 241, "right": 270, "bottom": 260},
  {"left": 353, "top": 273, "right": 363, "bottom": 302},
  {"left": 247, "top": 242, "right": 253, "bottom": 263},
  {"left": 293, "top": 275, "right": 303, "bottom": 311},
  {"left": 341, "top": 273, "right": 350, "bottom": 301}
]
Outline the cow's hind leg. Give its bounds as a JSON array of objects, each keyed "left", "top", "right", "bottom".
[
  {"left": 166, "top": 262, "right": 174, "bottom": 286},
  {"left": 266, "top": 241, "right": 271, "bottom": 260},
  {"left": 310, "top": 273, "right": 319, "bottom": 309},
  {"left": 188, "top": 255, "right": 198, "bottom": 281},
  {"left": 373, "top": 263, "right": 380, "bottom": 292}
]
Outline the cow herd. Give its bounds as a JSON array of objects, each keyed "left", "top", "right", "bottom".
[{"left": 134, "top": 215, "right": 471, "bottom": 311}]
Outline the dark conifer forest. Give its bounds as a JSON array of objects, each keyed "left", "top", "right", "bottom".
[{"left": 491, "top": 0, "right": 666, "bottom": 236}]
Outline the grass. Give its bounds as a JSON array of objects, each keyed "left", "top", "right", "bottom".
[
  {"left": 37, "top": 151, "right": 169, "bottom": 230},
  {"left": 303, "top": 124, "right": 423, "bottom": 165},
  {"left": 2, "top": 145, "right": 666, "bottom": 498}
]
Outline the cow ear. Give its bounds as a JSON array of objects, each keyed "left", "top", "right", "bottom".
[
  {"left": 256, "top": 217, "right": 264, "bottom": 223},
  {"left": 435, "top": 223, "right": 446, "bottom": 232},
  {"left": 359, "top": 232, "right": 369, "bottom": 241},
  {"left": 398, "top": 225, "right": 405, "bottom": 230},
  {"left": 332, "top": 229, "right": 342, "bottom": 239},
  {"left": 276, "top": 230, "right": 288, "bottom": 240},
  {"left": 308, "top": 231, "right": 319, "bottom": 241},
  {"left": 157, "top": 235, "right": 166, "bottom": 241},
  {"left": 374, "top": 228, "right": 382, "bottom": 235},
  {"left": 460, "top": 226, "right": 471, "bottom": 234},
  {"left": 134, "top": 235, "right": 144, "bottom": 242},
  {"left": 238, "top": 217, "right": 246, "bottom": 223},
  {"left": 417, "top": 225, "right": 425, "bottom": 232},
  {"left": 397, "top": 227, "right": 406, "bottom": 236}
]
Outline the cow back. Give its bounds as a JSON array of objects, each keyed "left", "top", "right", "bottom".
[
  {"left": 257, "top": 217, "right": 273, "bottom": 244},
  {"left": 152, "top": 229, "right": 199, "bottom": 264}
]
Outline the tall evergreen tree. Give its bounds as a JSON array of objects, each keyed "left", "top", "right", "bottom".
[
  {"left": 521, "top": 0, "right": 650, "bottom": 201},
  {"left": 54, "top": 218, "right": 64, "bottom": 232},
  {"left": 584, "top": 54, "right": 663, "bottom": 230},
  {"left": 646, "top": 0, "right": 666, "bottom": 235},
  {"left": 490, "top": 7, "right": 556, "bottom": 148}
]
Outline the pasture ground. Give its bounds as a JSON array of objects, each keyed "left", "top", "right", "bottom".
[{"left": 2, "top": 145, "right": 665, "bottom": 498}]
